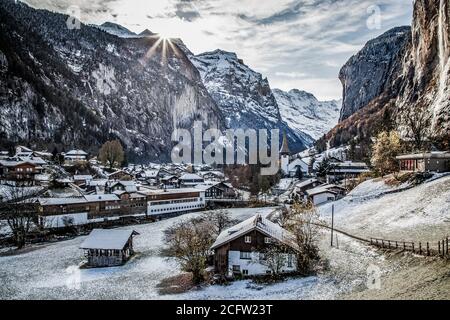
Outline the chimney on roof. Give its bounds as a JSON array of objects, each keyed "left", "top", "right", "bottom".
[{"left": 254, "top": 214, "right": 262, "bottom": 226}]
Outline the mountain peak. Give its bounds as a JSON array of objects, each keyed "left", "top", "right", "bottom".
[
  {"left": 97, "top": 22, "right": 137, "bottom": 37},
  {"left": 273, "top": 88, "right": 340, "bottom": 141},
  {"left": 139, "top": 29, "right": 156, "bottom": 37}
]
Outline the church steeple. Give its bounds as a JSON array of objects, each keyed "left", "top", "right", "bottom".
[{"left": 280, "top": 132, "right": 290, "bottom": 156}]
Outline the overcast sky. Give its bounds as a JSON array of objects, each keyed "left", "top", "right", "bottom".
[{"left": 24, "top": 0, "right": 413, "bottom": 100}]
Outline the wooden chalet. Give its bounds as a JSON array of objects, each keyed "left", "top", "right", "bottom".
[
  {"left": 211, "top": 214, "right": 298, "bottom": 277},
  {"left": 396, "top": 151, "right": 450, "bottom": 173},
  {"left": 80, "top": 229, "right": 139, "bottom": 267},
  {"left": 0, "top": 158, "right": 44, "bottom": 185}
]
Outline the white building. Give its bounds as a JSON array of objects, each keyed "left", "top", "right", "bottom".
[
  {"left": 64, "top": 149, "right": 88, "bottom": 163},
  {"left": 305, "top": 184, "right": 345, "bottom": 205},
  {"left": 139, "top": 188, "right": 206, "bottom": 217}
]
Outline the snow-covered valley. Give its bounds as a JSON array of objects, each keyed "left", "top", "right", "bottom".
[{"left": 1, "top": 176, "right": 448, "bottom": 300}]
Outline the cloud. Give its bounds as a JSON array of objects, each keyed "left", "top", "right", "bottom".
[
  {"left": 22, "top": 0, "right": 413, "bottom": 100},
  {"left": 275, "top": 71, "right": 307, "bottom": 79}
]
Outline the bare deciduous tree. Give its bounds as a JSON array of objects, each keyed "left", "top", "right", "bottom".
[
  {"left": 200, "top": 210, "right": 237, "bottom": 236},
  {"left": 284, "top": 202, "right": 322, "bottom": 275},
  {"left": 259, "top": 244, "right": 289, "bottom": 278},
  {"left": 163, "top": 218, "right": 215, "bottom": 284},
  {"left": 98, "top": 140, "right": 124, "bottom": 170},
  {"left": 0, "top": 186, "right": 40, "bottom": 249}
]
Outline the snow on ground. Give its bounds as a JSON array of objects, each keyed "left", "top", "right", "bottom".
[
  {"left": 319, "top": 175, "right": 450, "bottom": 242},
  {"left": 2, "top": 175, "right": 448, "bottom": 301},
  {"left": 0, "top": 207, "right": 277, "bottom": 300},
  {"left": 346, "top": 178, "right": 408, "bottom": 198},
  {"left": 171, "top": 233, "right": 388, "bottom": 300},
  {"left": 0, "top": 206, "right": 388, "bottom": 300},
  {"left": 275, "top": 178, "right": 295, "bottom": 191}
]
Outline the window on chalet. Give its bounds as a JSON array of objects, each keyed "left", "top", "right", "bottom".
[
  {"left": 240, "top": 251, "right": 251, "bottom": 260},
  {"left": 242, "top": 269, "right": 249, "bottom": 275},
  {"left": 287, "top": 254, "right": 293, "bottom": 268},
  {"left": 264, "top": 237, "right": 271, "bottom": 244},
  {"left": 244, "top": 236, "right": 251, "bottom": 243}
]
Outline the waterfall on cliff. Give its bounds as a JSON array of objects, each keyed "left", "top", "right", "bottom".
[{"left": 435, "top": 0, "right": 450, "bottom": 114}]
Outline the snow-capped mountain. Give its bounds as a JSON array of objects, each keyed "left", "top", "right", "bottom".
[
  {"left": 272, "top": 89, "right": 341, "bottom": 140},
  {"left": 0, "top": 0, "right": 222, "bottom": 162},
  {"left": 94, "top": 22, "right": 138, "bottom": 38},
  {"left": 187, "top": 49, "right": 314, "bottom": 152}
]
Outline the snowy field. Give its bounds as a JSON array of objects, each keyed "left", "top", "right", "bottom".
[
  {"left": 319, "top": 175, "right": 450, "bottom": 242},
  {"left": 2, "top": 175, "right": 448, "bottom": 300},
  {"left": 0, "top": 206, "right": 385, "bottom": 300}
]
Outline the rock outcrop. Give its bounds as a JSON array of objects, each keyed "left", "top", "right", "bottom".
[{"left": 339, "top": 26, "right": 411, "bottom": 121}]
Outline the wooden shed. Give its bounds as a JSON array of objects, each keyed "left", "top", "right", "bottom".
[{"left": 80, "top": 229, "right": 139, "bottom": 267}]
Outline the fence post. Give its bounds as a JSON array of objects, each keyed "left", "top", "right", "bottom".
[
  {"left": 439, "top": 241, "right": 441, "bottom": 255},
  {"left": 403, "top": 242, "right": 406, "bottom": 250},
  {"left": 395, "top": 241, "right": 398, "bottom": 249},
  {"left": 381, "top": 240, "right": 384, "bottom": 248},
  {"left": 427, "top": 242, "right": 430, "bottom": 256},
  {"left": 412, "top": 243, "right": 415, "bottom": 253},
  {"left": 419, "top": 242, "right": 422, "bottom": 255},
  {"left": 446, "top": 237, "right": 449, "bottom": 256}
]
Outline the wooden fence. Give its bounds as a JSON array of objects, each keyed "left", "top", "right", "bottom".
[{"left": 370, "top": 237, "right": 449, "bottom": 258}]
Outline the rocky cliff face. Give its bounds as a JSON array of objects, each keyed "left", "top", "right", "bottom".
[
  {"left": 0, "top": 0, "right": 223, "bottom": 161},
  {"left": 396, "top": 0, "right": 450, "bottom": 136},
  {"left": 272, "top": 89, "right": 341, "bottom": 140},
  {"left": 328, "top": 0, "right": 450, "bottom": 149},
  {"left": 339, "top": 26, "right": 411, "bottom": 121},
  {"left": 188, "top": 50, "right": 313, "bottom": 152}
]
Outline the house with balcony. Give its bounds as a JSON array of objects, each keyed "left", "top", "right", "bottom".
[{"left": 0, "top": 158, "right": 44, "bottom": 185}]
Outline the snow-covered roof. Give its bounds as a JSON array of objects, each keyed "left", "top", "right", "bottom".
[
  {"left": 139, "top": 187, "right": 203, "bottom": 196},
  {"left": 306, "top": 185, "right": 339, "bottom": 196},
  {"left": 84, "top": 194, "right": 120, "bottom": 202},
  {"left": 110, "top": 180, "right": 138, "bottom": 193},
  {"left": 141, "top": 169, "right": 159, "bottom": 178},
  {"left": 198, "top": 171, "right": 224, "bottom": 178},
  {"left": 194, "top": 182, "right": 222, "bottom": 191},
  {"left": 211, "top": 214, "right": 297, "bottom": 250},
  {"left": 74, "top": 175, "right": 93, "bottom": 180},
  {"left": 19, "top": 156, "right": 47, "bottom": 165},
  {"left": 38, "top": 197, "right": 87, "bottom": 206},
  {"left": 35, "top": 174, "right": 51, "bottom": 181},
  {"left": 331, "top": 161, "right": 369, "bottom": 168},
  {"left": 87, "top": 179, "right": 108, "bottom": 186},
  {"left": 16, "top": 146, "right": 33, "bottom": 152},
  {"left": 108, "top": 170, "right": 130, "bottom": 177},
  {"left": 296, "top": 178, "right": 319, "bottom": 189},
  {"left": 0, "top": 157, "right": 45, "bottom": 167},
  {"left": 80, "top": 229, "right": 139, "bottom": 250},
  {"left": 65, "top": 150, "right": 88, "bottom": 156},
  {"left": 34, "top": 151, "right": 53, "bottom": 158},
  {"left": 288, "top": 158, "right": 308, "bottom": 172},
  {"left": 179, "top": 173, "right": 204, "bottom": 181},
  {"left": 396, "top": 152, "right": 450, "bottom": 160}
]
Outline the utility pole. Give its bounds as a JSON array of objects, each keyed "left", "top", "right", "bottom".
[{"left": 331, "top": 204, "right": 334, "bottom": 247}]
